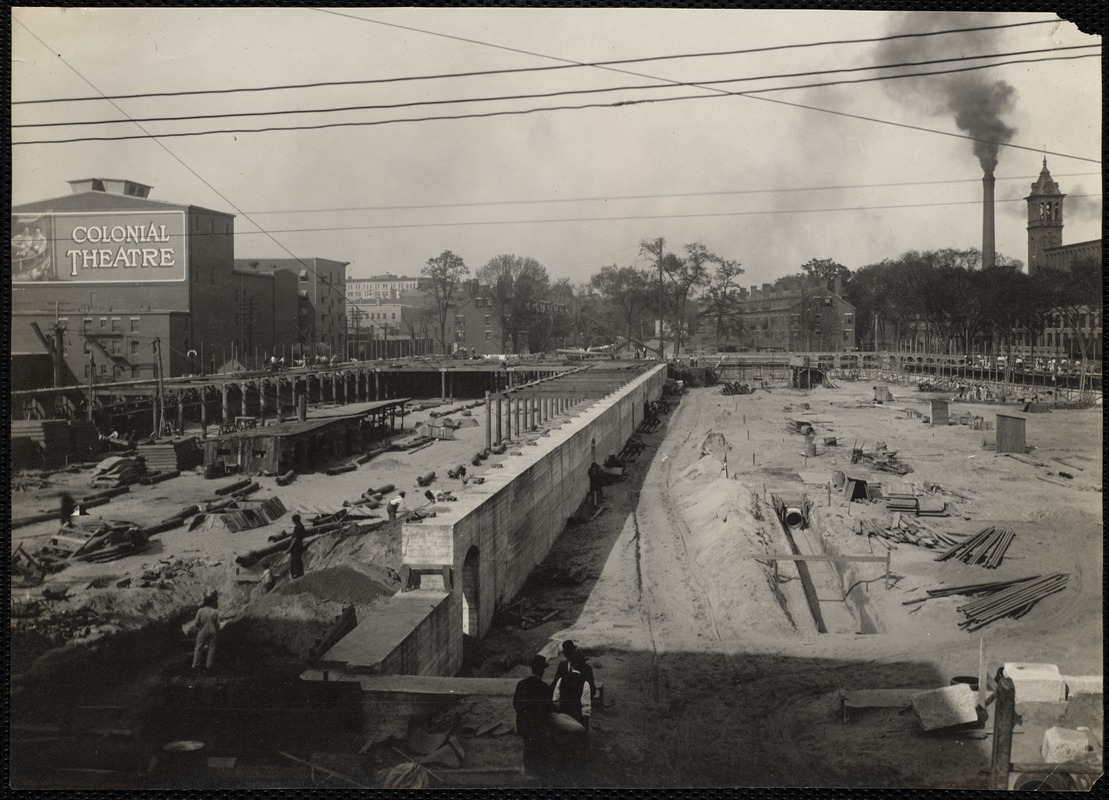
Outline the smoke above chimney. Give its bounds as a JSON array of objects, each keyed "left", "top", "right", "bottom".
[{"left": 875, "top": 13, "right": 1018, "bottom": 173}]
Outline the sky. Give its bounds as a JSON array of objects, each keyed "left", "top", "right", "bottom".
[{"left": 11, "top": 8, "right": 1103, "bottom": 292}]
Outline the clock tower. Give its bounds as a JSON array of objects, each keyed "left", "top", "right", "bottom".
[{"left": 1025, "top": 158, "right": 1066, "bottom": 274}]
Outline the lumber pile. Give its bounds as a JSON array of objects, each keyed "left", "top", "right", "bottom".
[
  {"left": 136, "top": 437, "right": 202, "bottom": 472},
  {"left": 637, "top": 416, "right": 662, "bottom": 433},
  {"left": 391, "top": 434, "right": 434, "bottom": 452},
  {"left": 785, "top": 418, "right": 815, "bottom": 435},
  {"left": 934, "top": 526, "right": 1015, "bottom": 568},
  {"left": 11, "top": 420, "right": 71, "bottom": 468},
  {"left": 189, "top": 496, "right": 287, "bottom": 533},
  {"left": 860, "top": 517, "right": 962, "bottom": 550},
  {"left": 956, "top": 574, "right": 1069, "bottom": 631},
  {"left": 28, "top": 521, "right": 150, "bottom": 569},
  {"left": 614, "top": 438, "right": 648, "bottom": 464}
]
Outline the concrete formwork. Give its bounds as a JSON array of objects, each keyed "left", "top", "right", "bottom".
[{"left": 399, "top": 363, "right": 666, "bottom": 675}]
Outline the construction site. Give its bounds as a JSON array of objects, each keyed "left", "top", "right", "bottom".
[{"left": 8, "top": 355, "right": 1103, "bottom": 789}]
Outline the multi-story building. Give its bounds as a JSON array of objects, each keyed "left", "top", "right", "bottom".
[
  {"left": 235, "top": 257, "right": 348, "bottom": 360},
  {"left": 12, "top": 177, "right": 239, "bottom": 381},
  {"left": 1018, "top": 160, "right": 1103, "bottom": 366},
  {"left": 733, "top": 281, "right": 857, "bottom": 352},
  {"left": 232, "top": 261, "right": 300, "bottom": 366},
  {"left": 347, "top": 273, "right": 428, "bottom": 301},
  {"left": 451, "top": 280, "right": 505, "bottom": 356}
]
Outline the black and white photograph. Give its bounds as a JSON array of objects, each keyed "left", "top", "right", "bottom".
[{"left": 8, "top": 6, "right": 1103, "bottom": 790}]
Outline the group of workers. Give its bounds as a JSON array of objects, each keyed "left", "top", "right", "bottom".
[{"left": 513, "top": 640, "right": 597, "bottom": 780}]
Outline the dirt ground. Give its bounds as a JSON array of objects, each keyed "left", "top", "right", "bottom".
[
  {"left": 476, "top": 378, "right": 1102, "bottom": 788},
  {"left": 10, "top": 377, "right": 1103, "bottom": 788}
]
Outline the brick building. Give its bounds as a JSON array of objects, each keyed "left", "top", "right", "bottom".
[
  {"left": 733, "top": 281, "right": 857, "bottom": 352},
  {"left": 347, "top": 273, "right": 428, "bottom": 301},
  {"left": 235, "top": 257, "right": 349, "bottom": 361},
  {"left": 12, "top": 178, "right": 238, "bottom": 382}
]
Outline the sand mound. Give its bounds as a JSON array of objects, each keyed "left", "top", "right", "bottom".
[
  {"left": 670, "top": 464, "right": 809, "bottom": 640},
  {"left": 272, "top": 564, "right": 393, "bottom": 605},
  {"left": 369, "top": 457, "right": 406, "bottom": 472}
]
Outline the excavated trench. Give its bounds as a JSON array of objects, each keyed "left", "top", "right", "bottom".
[{"left": 774, "top": 508, "right": 884, "bottom": 636}]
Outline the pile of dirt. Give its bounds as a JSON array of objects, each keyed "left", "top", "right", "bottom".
[
  {"left": 671, "top": 459, "right": 811, "bottom": 641},
  {"left": 272, "top": 565, "right": 394, "bottom": 605}
]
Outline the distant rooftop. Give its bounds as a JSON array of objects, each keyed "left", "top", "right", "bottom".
[{"left": 68, "top": 178, "right": 153, "bottom": 198}]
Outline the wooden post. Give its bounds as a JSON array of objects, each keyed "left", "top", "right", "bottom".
[
  {"left": 200, "top": 390, "right": 208, "bottom": 439},
  {"left": 374, "top": 370, "right": 380, "bottom": 401},
  {"left": 177, "top": 391, "right": 185, "bottom": 434},
  {"left": 505, "top": 395, "right": 512, "bottom": 441},
  {"left": 221, "top": 384, "right": 230, "bottom": 426},
  {"left": 441, "top": 369, "right": 447, "bottom": 402},
  {"left": 485, "top": 391, "right": 492, "bottom": 451},
  {"left": 496, "top": 396, "right": 503, "bottom": 446},
  {"left": 990, "top": 672, "right": 1015, "bottom": 790},
  {"left": 884, "top": 550, "right": 891, "bottom": 589}
]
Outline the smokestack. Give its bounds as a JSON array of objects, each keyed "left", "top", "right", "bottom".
[{"left": 982, "top": 172, "right": 996, "bottom": 270}]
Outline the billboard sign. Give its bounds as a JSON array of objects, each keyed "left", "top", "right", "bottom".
[{"left": 11, "top": 210, "right": 187, "bottom": 283}]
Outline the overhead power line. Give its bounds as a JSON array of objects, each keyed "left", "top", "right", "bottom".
[
  {"left": 14, "top": 44, "right": 1094, "bottom": 130},
  {"left": 240, "top": 172, "right": 1101, "bottom": 215},
  {"left": 14, "top": 16, "right": 1059, "bottom": 106},
  {"left": 24, "top": 193, "right": 1099, "bottom": 243},
  {"left": 11, "top": 17, "right": 368, "bottom": 313},
  {"left": 13, "top": 52, "right": 1102, "bottom": 167}
]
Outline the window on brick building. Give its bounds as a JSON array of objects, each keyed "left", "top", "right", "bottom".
[
  {"left": 111, "top": 318, "right": 121, "bottom": 332},
  {"left": 485, "top": 331, "right": 491, "bottom": 341},
  {"left": 130, "top": 317, "right": 140, "bottom": 332}
]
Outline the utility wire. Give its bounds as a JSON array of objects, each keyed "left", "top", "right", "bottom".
[
  {"left": 18, "top": 191, "right": 1102, "bottom": 245},
  {"left": 13, "top": 52, "right": 1102, "bottom": 167},
  {"left": 15, "top": 44, "right": 1094, "bottom": 129},
  {"left": 11, "top": 17, "right": 367, "bottom": 313},
  {"left": 319, "top": 10, "right": 1102, "bottom": 166},
  {"left": 240, "top": 172, "right": 1101, "bottom": 216},
  {"left": 13, "top": 16, "right": 1060, "bottom": 106}
]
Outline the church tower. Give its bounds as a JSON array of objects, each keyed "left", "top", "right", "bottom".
[{"left": 1025, "top": 158, "right": 1066, "bottom": 274}]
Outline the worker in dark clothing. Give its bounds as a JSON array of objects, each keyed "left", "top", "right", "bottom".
[
  {"left": 288, "top": 514, "right": 307, "bottom": 579},
  {"left": 587, "top": 462, "right": 604, "bottom": 505},
  {"left": 513, "top": 655, "right": 555, "bottom": 776},
  {"left": 553, "top": 640, "right": 596, "bottom": 703},
  {"left": 59, "top": 493, "right": 76, "bottom": 527},
  {"left": 552, "top": 652, "right": 592, "bottom": 730}
]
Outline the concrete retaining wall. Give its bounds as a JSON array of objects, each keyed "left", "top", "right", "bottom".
[{"left": 401, "top": 364, "right": 667, "bottom": 675}]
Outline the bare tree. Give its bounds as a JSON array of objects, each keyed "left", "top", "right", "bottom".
[{"left": 421, "top": 250, "right": 469, "bottom": 355}]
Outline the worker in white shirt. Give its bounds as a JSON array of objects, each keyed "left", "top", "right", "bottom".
[{"left": 387, "top": 491, "right": 407, "bottom": 521}]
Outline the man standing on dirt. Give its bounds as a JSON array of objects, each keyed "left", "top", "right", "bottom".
[
  {"left": 552, "top": 651, "right": 592, "bottom": 731},
  {"left": 387, "top": 491, "right": 407, "bottom": 521},
  {"left": 553, "top": 640, "right": 595, "bottom": 702},
  {"left": 513, "top": 655, "right": 555, "bottom": 777},
  {"left": 287, "top": 514, "right": 307, "bottom": 579},
  {"left": 192, "top": 593, "right": 220, "bottom": 672},
  {"left": 588, "top": 463, "right": 604, "bottom": 506}
]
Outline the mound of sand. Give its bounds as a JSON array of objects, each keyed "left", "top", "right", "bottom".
[
  {"left": 670, "top": 459, "right": 810, "bottom": 640},
  {"left": 272, "top": 564, "right": 394, "bottom": 605}
]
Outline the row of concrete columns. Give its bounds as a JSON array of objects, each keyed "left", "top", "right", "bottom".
[
  {"left": 484, "top": 391, "right": 580, "bottom": 449},
  {"left": 160, "top": 368, "right": 393, "bottom": 438}
]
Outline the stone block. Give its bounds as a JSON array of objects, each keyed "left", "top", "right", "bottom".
[
  {"left": 1004, "top": 662, "right": 1065, "bottom": 703},
  {"left": 1063, "top": 675, "right": 1103, "bottom": 697},
  {"left": 1041, "top": 726, "right": 1092, "bottom": 763},
  {"left": 910, "top": 684, "right": 979, "bottom": 731}
]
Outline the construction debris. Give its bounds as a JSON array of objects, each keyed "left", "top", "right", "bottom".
[
  {"left": 935, "top": 526, "right": 1016, "bottom": 569},
  {"left": 188, "top": 496, "right": 287, "bottom": 533},
  {"left": 859, "top": 517, "right": 962, "bottom": 550},
  {"left": 721, "top": 381, "right": 753, "bottom": 395},
  {"left": 91, "top": 456, "right": 142, "bottom": 488}
]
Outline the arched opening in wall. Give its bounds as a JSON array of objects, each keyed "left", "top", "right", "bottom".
[{"left": 462, "top": 546, "right": 480, "bottom": 637}]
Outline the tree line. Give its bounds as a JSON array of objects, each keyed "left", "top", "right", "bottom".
[{"left": 416, "top": 243, "right": 1101, "bottom": 361}]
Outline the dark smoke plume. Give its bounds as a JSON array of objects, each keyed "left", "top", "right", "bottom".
[{"left": 876, "top": 13, "right": 1018, "bottom": 173}]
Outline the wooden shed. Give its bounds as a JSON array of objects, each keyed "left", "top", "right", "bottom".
[
  {"left": 930, "top": 399, "right": 949, "bottom": 427},
  {"left": 203, "top": 399, "right": 408, "bottom": 474},
  {"left": 995, "top": 412, "right": 1027, "bottom": 454}
]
